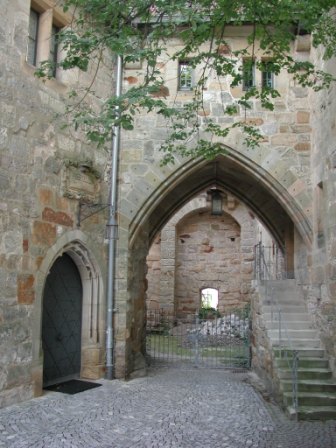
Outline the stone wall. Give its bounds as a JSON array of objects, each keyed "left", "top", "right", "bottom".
[
  {"left": 250, "top": 283, "right": 281, "bottom": 401},
  {"left": 307, "top": 45, "right": 336, "bottom": 374},
  {"left": 3, "top": 2, "right": 336, "bottom": 409},
  {"left": 175, "top": 211, "right": 243, "bottom": 316},
  {"left": 146, "top": 191, "right": 259, "bottom": 319},
  {"left": 0, "top": 0, "right": 113, "bottom": 407}
]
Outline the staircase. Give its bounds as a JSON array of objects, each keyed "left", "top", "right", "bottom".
[{"left": 261, "top": 279, "right": 336, "bottom": 420}]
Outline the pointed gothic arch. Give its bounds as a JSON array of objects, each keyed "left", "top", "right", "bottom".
[
  {"left": 129, "top": 150, "right": 312, "bottom": 250},
  {"left": 121, "top": 148, "right": 312, "bottom": 378}
]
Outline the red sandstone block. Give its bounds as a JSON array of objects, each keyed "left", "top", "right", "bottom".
[
  {"left": 23, "top": 239, "right": 29, "bottom": 252},
  {"left": 42, "top": 207, "right": 73, "bottom": 227},
  {"left": 124, "top": 76, "right": 138, "bottom": 84},
  {"left": 294, "top": 142, "right": 311, "bottom": 152},
  {"left": 32, "top": 221, "right": 56, "bottom": 245},
  {"left": 17, "top": 274, "right": 35, "bottom": 304},
  {"left": 38, "top": 188, "right": 53, "bottom": 205}
]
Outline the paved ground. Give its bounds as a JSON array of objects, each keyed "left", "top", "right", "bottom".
[{"left": 1, "top": 367, "right": 336, "bottom": 448}]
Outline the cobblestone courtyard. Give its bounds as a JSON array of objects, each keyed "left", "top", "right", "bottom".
[{"left": 1, "top": 367, "right": 336, "bottom": 448}]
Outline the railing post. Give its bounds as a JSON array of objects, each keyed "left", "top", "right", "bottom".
[
  {"left": 195, "top": 311, "right": 200, "bottom": 367},
  {"left": 292, "top": 350, "right": 299, "bottom": 419},
  {"left": 278, "top": 308, "right": 282, "bottom": 357}
]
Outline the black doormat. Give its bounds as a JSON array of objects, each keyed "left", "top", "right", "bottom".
[{"left": 44, "top": 379, "right": 102, "bottom": 395}]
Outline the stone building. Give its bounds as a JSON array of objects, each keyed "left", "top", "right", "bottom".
[{"left": 1, "top": 0, "right": 336, "bottom": 414}]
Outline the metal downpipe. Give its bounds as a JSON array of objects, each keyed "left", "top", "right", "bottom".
[{"left": 105, "top": 54, "right": 123, "bottom": 380}]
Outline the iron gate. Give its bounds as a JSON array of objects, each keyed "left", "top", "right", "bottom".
[{"left": 146, "top": 309, "right": 251, "bottom": 369}]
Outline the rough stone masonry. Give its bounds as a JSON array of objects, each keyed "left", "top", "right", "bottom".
[{"left": 1, "top": 0, "right": 336, "bottom": 410}]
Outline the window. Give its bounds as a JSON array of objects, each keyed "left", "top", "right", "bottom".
[
  {"left": 261, "top": 61, "right": 274, "bottom": 89},
  {"left": 201, "top": 288, "right": 219, "bottom": 309},
  {"left": 178, "top": 61, "right": 193, "bottom": 90},
  {"left": 242, "top": 59, "right": 255, "bottom": 90},
  {"left": 26, "top": 2, "right": 68, "bottom": 78},
  {"left": 27, "top": 9, "right": 39, "bottom": 66}
]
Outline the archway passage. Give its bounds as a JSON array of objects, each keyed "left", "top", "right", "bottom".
[
  {"left": 42, "top": 253, "right": 83, "bottom": 386},
  {"left": 122, "top": 153, "right": 312, "bottom": 378}
]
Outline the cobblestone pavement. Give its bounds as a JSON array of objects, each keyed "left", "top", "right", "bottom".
[{"left": 1, "top": 367, "right": 336, "bottom": 448}]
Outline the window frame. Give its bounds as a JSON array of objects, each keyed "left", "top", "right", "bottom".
[
  {"left": 178, "top": 60, "right": 194, "bottom": 91},
  {"left": 27, "top": 8, "right": 40, "bottom": 66},
  {"left": 242, "top": 58, "right": 255, "bottom": 91},
  {"left": 49, "top": 24, "right": 60, "bottom": 77},
  {"left": 261, "top": 60, "right": 274, "bottom": 89},
  {"left": 26, "top": 1, "right": 69, "bottom": 79}
]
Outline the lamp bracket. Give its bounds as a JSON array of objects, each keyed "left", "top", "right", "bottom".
[{"left": 77, "top": 200, "right": 109, "bottom": 227}]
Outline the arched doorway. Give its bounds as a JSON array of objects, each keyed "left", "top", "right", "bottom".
[
  {"left": 115, "top": 152, "right": 313, "bottom": 378},
  {"left": 42, "top": 253, "right": 83, "bottom": 386}
]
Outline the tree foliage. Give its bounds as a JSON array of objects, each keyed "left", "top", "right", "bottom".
[{"left": 37, "top": 0, "right": 336, "bottom": 163}]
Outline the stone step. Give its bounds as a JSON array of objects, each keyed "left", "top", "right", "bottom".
[
  {"left": 271, "top": 338, "right": 321, "bottom": 348},
  {"left": 288, "top": 405, "right": 336, "bottom": 421},
  {"left": 265, "top": 321, "right": 314, "bottom": 330},
  {"left": 280, "top": 379, "right": 336, "bottom": 393},
  {"left": 277, "top": 368, "right": 332, "bottom": 380},
  {"left": 273, "top": 347, "right": 326, "bottom": 358},
  {"left": 259, "top": 279, "right": 336, "bottom": 421},
  {"left": 262, "top": 291, "right": 302, "bottom": 300},
  {"left": 263, "top": 296, "right": 305, "bottom": 305},
  {"left": 284, "top": 392, "right": 336, "bottom": 407},
  {"left": 262, "top": 304, "right": 306, "bottom": 312},
  {"left": 275, "top": 357, "right": 330, "bottom": 369},
  {"left": 263, "top": 312, "right": 311, "bottom": 321},
  {"left": 267, "top": 329, "right": 318, "bottom": 339},
  {"left": 265, "top": 280, "right": 300, "bottom": 287}
]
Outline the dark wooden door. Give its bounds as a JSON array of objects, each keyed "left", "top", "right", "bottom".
[{"left": 42, "top": 254, "right": 83, "bottom": 386}]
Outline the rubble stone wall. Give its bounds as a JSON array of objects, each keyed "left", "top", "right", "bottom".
[{"left": 146, "top": 193, "right": 258, "bottom": 319}]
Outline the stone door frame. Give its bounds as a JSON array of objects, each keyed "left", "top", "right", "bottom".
[{"left": 32, "top": 230, "right": 105, "bottom": 397}]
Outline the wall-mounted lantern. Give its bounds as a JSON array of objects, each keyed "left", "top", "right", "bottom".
[{"left": 210, "top": 189, "right": 223, "bottom": 216}]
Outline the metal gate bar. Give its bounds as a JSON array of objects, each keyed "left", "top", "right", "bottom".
[{"left": 146, "top": 309, "right": 251, "bottom": 370}]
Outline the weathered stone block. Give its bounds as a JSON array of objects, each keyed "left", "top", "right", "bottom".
[
  {"left": 294, "top": 142, "right": 311, "bottom": 152},
  {"left": 297, "top": 111, "right": 310, "bottom": 124},
  {"left": 42, "top": 207, "right": 73, "bottom": 227},
  {"left": 81, "top": 365, "right": 104, "bottom": 379},
  {"left": 291, "top": 124, "right": 311, "bottom": 134},
  {"left": 271, "top": 134, "right": 298, "bottom": 146},
  {"left": 1, "top": 230, "right": 23, "bottom": 256},
  {"left": 245, "top": 117, "right": 264, "bottom": 126},
  {"left": 32, "top": 221, "right": 56, "bottom": 246},
  {"left": 17, "top": 274, "right": 35, "bottom": 304}
]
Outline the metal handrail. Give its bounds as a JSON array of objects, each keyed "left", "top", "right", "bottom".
[
  {"left": 254, "top": 242, "right": 286, "bottom": 281},
  {"left": 255, "top": 243, "right": 299, "bottom": 418}
]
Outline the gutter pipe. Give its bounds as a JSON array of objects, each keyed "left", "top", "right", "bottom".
[{"left": 105, "top": 54, "right": 123, "bottom": 380}]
